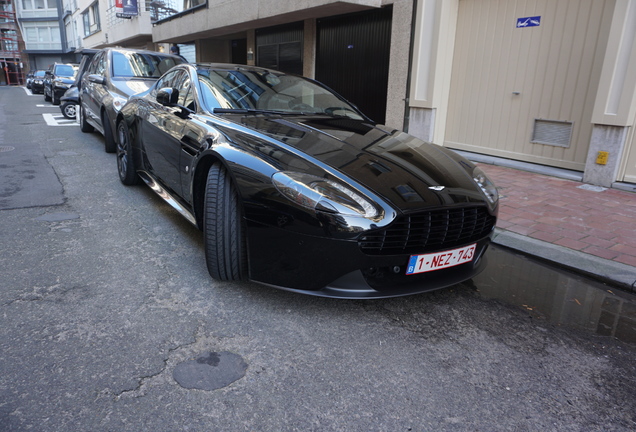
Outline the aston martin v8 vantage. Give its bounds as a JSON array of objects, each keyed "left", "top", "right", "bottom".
[{"left": 115, "top": 63, "right": 498, "bottom": 298}]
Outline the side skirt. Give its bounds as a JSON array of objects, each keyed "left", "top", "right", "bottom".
[{"left": 137, "top": 171, "right": 197, "bottom": 226}]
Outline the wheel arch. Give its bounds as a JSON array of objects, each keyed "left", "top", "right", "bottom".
[{"left": 192, "top": 152, "right": 225, "bottom": 230}]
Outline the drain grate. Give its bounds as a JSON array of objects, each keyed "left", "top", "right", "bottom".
[{"left": 0, "top": 146, "right": 15, "bottom": 153}]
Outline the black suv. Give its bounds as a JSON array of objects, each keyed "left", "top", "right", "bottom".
[
  {"left": 44, "top": 63, "right": 78, "bottom": 105},
  {"left": 79, "top": 47, "right": 185, "bottom": 153}
]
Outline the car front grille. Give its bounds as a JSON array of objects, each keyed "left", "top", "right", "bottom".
[{"left": 359, "top": 206, "right": 496, "bottom": 255}]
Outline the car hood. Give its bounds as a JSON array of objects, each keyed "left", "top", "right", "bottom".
[
  {"left": 112, "top": 78, "right": 154, "bottom": 98},
  {"left": 233, "top": 115, "right": 489, "bottom": 212}
]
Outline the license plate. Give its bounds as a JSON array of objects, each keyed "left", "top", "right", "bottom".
[{"left": 406, "top": 244, "right": 476, "bottom": 275}]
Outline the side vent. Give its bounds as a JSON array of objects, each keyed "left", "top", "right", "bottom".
[{"left": 531, "top": 119, "right": 573, "bottom": 148}]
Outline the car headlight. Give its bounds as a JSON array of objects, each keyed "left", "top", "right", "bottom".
[
  {"left": 111, "top": 94, "right": 128, "bottom": 112},
  {"left": 472, "top": 167, "right": 498, "bottom": 205},
  {"left": 53, "top": 80, "right": 69, "bottom": 89},
  {"left": 272, "top": 171, "right": 380, "bottom": 218}
]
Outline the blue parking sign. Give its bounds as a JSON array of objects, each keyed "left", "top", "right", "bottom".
[{"left": 517, "top": 16, "right": 541, "bottom": 28}]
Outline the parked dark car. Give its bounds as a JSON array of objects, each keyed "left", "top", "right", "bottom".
[
  {"left": 79, "top": 47, "right": 185, "bottom": 153},
  {"left": 59, "top": 87, "right": 79, "bottom": 119},
  {"left": 115, "top": 63, "right": 499, "bottom": 298},
  {"left": 25, "top": 71, "right": 35, "bottom": 89},
  {"left": 44, "top": 63, "right": 78, "bottom": 105},
  {"left": 59, "top": 49, "right": 99, "bottom": 119},
  {"left": 29, "top": 70, "right": 47, "bottom": 94}
]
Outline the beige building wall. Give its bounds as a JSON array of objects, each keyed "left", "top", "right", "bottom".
[
  {"left": 409, "top": 0, "right": 636, "bottom": 186},
  {"left": 444, "top": 0, "right": 614, "bottom": 172}
]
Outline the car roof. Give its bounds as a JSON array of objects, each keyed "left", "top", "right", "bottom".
[{"left": 192, "top": 63, "right": 285, "bottom": 74}]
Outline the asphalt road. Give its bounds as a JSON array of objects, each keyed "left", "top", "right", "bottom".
[{"left": 1, "top": 86, "right": 635, "bottom": 431}]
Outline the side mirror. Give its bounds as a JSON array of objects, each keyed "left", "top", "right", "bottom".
[
  {"left": 156, "top": 87, "right": 179, "bottom": 106},
  {"left": 87, "top": 74, "right": 105, "bottom": 85}
]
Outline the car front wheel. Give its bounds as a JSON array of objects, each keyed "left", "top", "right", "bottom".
[
  {"left": 61, "top": 102, "right": 76, "bottom": 119},
  {"left": 204, "top": 162, "right": 247, "bottom": 281},
  {"left": 44, "top": 88, "right": 51, "bottom": 102},
  {"left": 116, "top": 121, "right": 139, "bottom": 186}
]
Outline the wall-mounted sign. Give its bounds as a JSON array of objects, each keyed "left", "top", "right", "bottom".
[
  {"left": 516, "top": 16, "right": 541, "bottom": 28},
  {"left": 122, "top": 0, "right": 138, "bottom": 16}
]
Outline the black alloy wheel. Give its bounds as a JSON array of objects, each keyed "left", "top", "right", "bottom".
[
  {"left": 61, "top": 102, "right": 76, "bottom": 119},
  {"left": 204, "top": 162, "right": 247, "bottom": 281},
  {"left": 116, "top": 121, "right": 139, "bottom": 186},
  {"left": 79, "top": 104, "right": 94, "bottom": 133},
  {"left": 102, "top": 112, "right": 116, "bottom": 153}
]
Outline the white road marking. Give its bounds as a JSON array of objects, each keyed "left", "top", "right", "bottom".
[{"left": 42, "top": 113, "right": 78, "bottom": 126}]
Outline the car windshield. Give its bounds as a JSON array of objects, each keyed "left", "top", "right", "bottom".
[
  {"left": 113, "top": 52, "right": 182, "bottom": 78},
  {"left": 55, "top": 65, "right": 76, "bottom": 77},
  {"left": 35, "top": 71, "right": 46, "bottom": 77},
  {"left": 197, "top": 68, "right": 364, "bottom": 120}
]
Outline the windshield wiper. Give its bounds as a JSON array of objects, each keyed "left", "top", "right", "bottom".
[
  {"left": 213, "top": 108, "right": 314, "bottom": 116},
  {"left": 214, "top": 108, "right": 283, "bottom": 115}
]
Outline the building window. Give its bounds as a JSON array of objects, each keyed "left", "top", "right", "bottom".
[
  {"left": 19, "top": 0, "right": 58, "bottom": 18},
  {"left": 22, "top": 21, "right": 62, "bottom": 50},
  {"left": 82, "top": 2, "right": 100, "bottom": 37},
  {"left": 21, "top": 0, "right": 56, "bottom": 10}
]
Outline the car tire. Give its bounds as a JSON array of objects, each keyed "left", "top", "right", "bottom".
[
  {"left": 61, "top": 102, "right": 76, "bottom": 119},
  {"left": 102, "top": 112, "right": 116, "bottom": 153},
  {"left": 79, "top": 104, "right": 94, "bottom": 133},
  {"left": 116, "top": 121, "right": 139, "bottom": 186},
  {"left": 52, "top": 94, "right": 60, "bottom": 105},
  {"left": 44, "top": 89, "right": 51, "bottom": 102},
  {"left": 204, "top": 162, "right": 247, "bottom": 281}
]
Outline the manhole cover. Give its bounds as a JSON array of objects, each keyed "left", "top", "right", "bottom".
[
  {"left": 173, "top": 351, "right": 248, "bottom": 391},
  {"left": 0, "top": 146, "right": 15, "bottom": 153}
]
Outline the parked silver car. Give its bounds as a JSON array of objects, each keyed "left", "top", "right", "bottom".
[{"left": 78, "top": 47, "right": 185, "bottom": 152}]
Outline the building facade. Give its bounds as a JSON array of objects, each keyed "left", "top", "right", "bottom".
[
  {"left": 13, "top": 0, "right": 636, "bottom": 187},
  {"left": 1, "top": 0, "right": 25, "bottom": 84},
  {"left": 148, "top": 0, "right": 636, "bottom": 188}
]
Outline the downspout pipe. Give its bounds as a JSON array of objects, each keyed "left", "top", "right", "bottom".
[{"left": 403, "top": 0, "right": 418, "bottom": 133}]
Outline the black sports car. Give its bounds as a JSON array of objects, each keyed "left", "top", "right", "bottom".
[{"left": 115, "top": 63, "right": 498, "bottom": 298}]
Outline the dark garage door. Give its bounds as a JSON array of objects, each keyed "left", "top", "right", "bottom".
[{"left": 316, "top": 6, "right": 393, "bottom": 124}]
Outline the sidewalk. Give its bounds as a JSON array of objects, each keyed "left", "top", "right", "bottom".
[{"left": 475, "top": 161, "right": 636, "bottom": 292}]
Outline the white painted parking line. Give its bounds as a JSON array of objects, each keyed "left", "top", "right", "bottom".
[
  {"left": 23, "top": 87, "right": 39, "bottom": 96},
  {"left": 42, "top": 113, "right": 77, "bottom": 126}
]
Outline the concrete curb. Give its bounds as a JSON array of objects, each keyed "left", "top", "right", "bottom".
[{"left": 492, "top": 228, "right": 636, "bottom": 292}]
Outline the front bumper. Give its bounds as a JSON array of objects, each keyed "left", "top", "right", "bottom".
[
  {"left": 53, "top": 86, "right": 71, "bottom": 99},
  {"left": 246, "top": 220, "right": 493, "bottom": 298}
]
